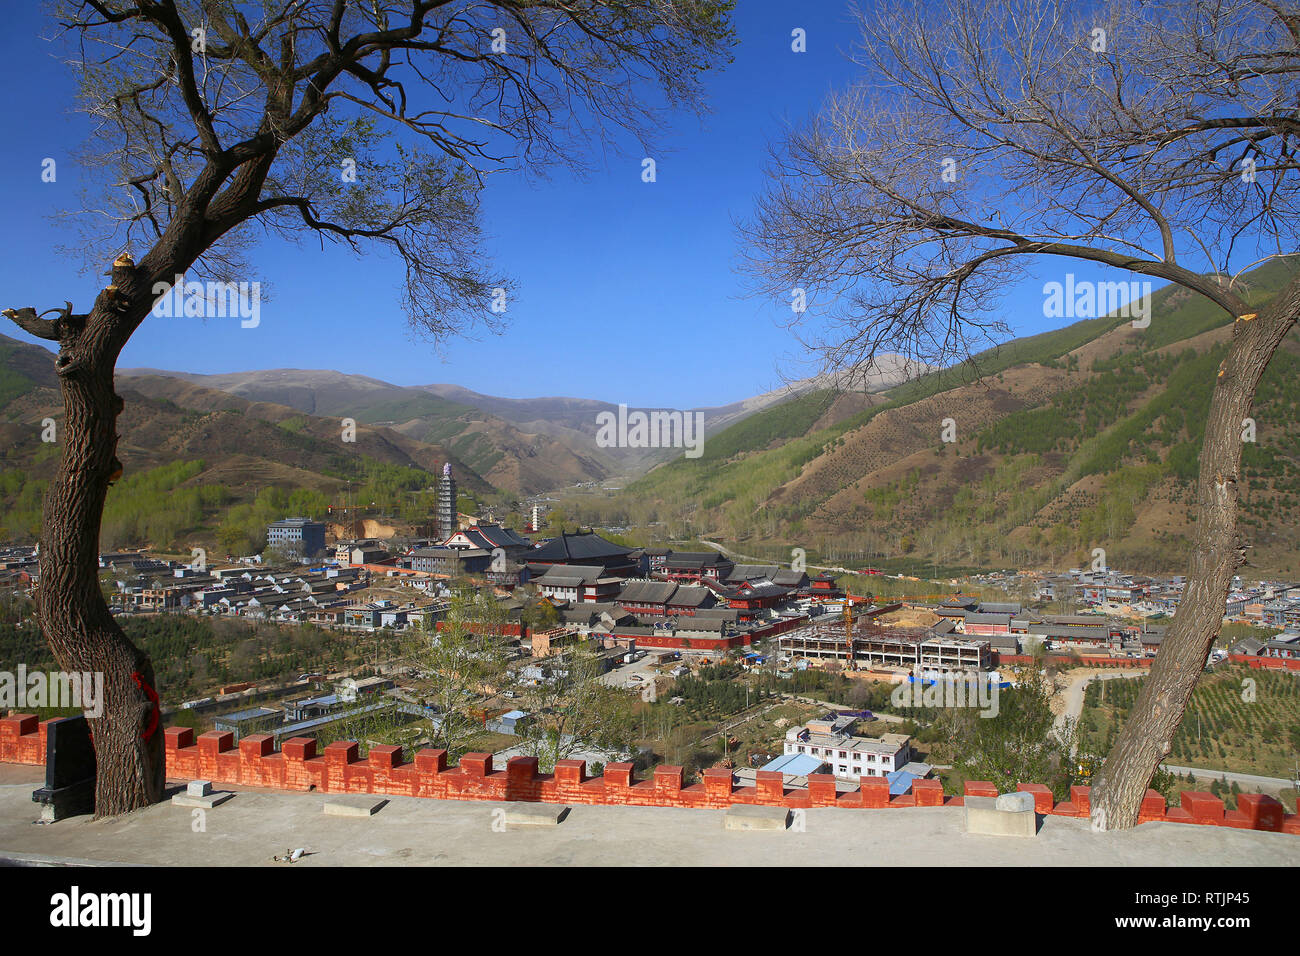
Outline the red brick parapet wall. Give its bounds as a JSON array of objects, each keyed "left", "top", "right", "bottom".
[
  {"left": 994, "top": 653, "right": 1154, "bottom": 669},
  {"left": 2, "top": 713, "right": 1296, "bottom": 833},
  {"left": 1228, "top": 654, "right": 1300, "bottom": 671}
]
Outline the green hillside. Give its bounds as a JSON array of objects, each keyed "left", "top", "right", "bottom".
[
  {"left": 0, "top": 339, "right": 501, "bottom": 553},
  {"left": 587, "top": 259, "right": 1300, "bottom": 574}
]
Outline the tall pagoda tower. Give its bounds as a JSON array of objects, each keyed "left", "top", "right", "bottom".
[{"left": 437, "top": 463, "right": 458, "bottom": 541}]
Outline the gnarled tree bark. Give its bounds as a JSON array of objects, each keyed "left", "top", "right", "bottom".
[
  {"left": 34, "top": 255, "right": 165, "bottom": 815},
  {"left": 8, "top": 0, "right": 733, "bottom": 818},
  {"left": 1090, "top": 275, "right": 1300, "bottom": 829}
]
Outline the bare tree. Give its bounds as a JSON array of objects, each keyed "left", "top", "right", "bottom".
[
  {"left": 741, "top": 0, "right": 1299, "bottom": 828},
  {"left": 3, "top": 0, "right": 734, "bottom": 815},
  {"left": 513, "top": 644, "right": 633, "bottom": 770},
  {"left": 404, "top": 588, "right": 510, "bottom": 757}
]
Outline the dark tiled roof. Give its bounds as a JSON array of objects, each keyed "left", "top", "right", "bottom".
[
  {"left": 537, "top": 564, "right": 608, "bottom": 586},
  {"left": 619, "top": 580, "right": 679, "bottom": 604},
  {"left": 976, "top": 602, "right": 1022, "bottom": 615},
  {"left": 733, "top": 583, "right": 791, "bottom": 600},
  {"left": 664, "top": 551, "right": 730, "bottom": 568},
  {"left": 726, "top": 564, "right": 779, "bottom": 583},
  {"left": 1029, "top": 624, "right": 1110, "bottom": 640},
  {"left": 457, "top": 524, "right": 532, "bottom": 550},
  {"left": 691, "top": 608, "right": 740, "bottom": 621},
  {"left": 669, "top": 586, "right": 716, "bottom": 608},
  {"left": 771, "top": 570, "right": 809, "bottom": 587},
  {"left": 530, "top": 532, "right": 632, "bottom": 562}
]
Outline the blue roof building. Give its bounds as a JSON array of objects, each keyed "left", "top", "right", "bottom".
[{"left": 760, "top": 752, "right": 827, "bottom": 777}]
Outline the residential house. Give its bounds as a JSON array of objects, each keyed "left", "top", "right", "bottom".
[{"left": 784, "top": 715, "right": 913, "bottom": 780}]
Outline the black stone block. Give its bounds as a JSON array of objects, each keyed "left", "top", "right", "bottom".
[{"left": 32, "top": 715, "right": 96, "bottom": 821}]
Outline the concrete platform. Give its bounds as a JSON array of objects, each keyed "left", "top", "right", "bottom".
[
  {"left": 0, "top": 765, "right": 1296, "bottom": 866},
  {"left": 503, "top": 803, "right": 568, "bottom": 827},
  {"left": 724, "top": 804, "right": 791, "bottom": 831},
  {"left": 323, "top": 796, "right": 388, "bottom": 817}
]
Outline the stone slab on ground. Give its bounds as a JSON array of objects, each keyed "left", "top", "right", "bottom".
[
  {"left": 323, "top": 796, "right": 388, "bottom": 818},
  {"left": 171, "top": 791, "right": 233, "bottom": 810},
  {"left": 187, "top": 780, "right": 213, "bottom": 798},
  {"left": 503, "top": 803, "right": 568, "bottom": 827},
  {"left": 996, "top": 791, "right": 1037, "bottom": 813},
  {"left": 724, "top": 804, "right": 792, "bottom": 831},
  {"left": 966, "top": 795, "right": 1037, "bottom": 837}
]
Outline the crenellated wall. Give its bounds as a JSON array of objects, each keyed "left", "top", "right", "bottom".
[{"left": 1, "top": 713, "right": 1296, "bottom": 833}]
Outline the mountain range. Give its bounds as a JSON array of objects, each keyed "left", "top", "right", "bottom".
[
  {"left": 3, "top": 259, "right": 1296, "bottom": 577},
  {"left": 603, "top": 258, "right": 1300, "bottom": 576},
  {"left": 111, "top": 353, "right": 922, "bottom": 493}
]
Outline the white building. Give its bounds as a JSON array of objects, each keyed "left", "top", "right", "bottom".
[{"left": 784, "top": 715, "right": 912, "bottom": 780}]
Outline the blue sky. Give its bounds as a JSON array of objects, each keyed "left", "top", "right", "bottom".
[{"left": 0, "top": 2, "right": 1177, "bottom": 407}]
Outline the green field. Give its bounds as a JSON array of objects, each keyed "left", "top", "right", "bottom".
[{"left": 1078, "top": 664, "right": 1300, "bottom": 779}]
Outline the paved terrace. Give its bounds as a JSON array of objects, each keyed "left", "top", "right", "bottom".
[{"left": 1, "top": 765, "right": 1296, "bottom": 867}]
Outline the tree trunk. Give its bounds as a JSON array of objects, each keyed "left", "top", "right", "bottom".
[
  {"left": 1090, "top": 275, "right": 1300, "bottom": 830},
  {"left": 35, "top": 265, "right": 164, "bottom": 817}
]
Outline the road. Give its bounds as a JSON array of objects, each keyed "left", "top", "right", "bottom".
[
  {"left": 1052, "top": 667, "right": 1146, "bottom": 740},
  {"left": 780, "top": 694, "right": 905, "bottom": 724},
  {"left": 1160, "top": 765, "right": 1298, "bottom": 793},
  {"left": 599, "top": 653, "right": 668, "bottom": 701},
  {"left": 699, "top": 539, "right": 847, "bottom": 575}
]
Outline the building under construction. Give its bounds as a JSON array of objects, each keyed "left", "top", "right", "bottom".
[{"left": 778, "top": 618, "right": 991, "bottom": 674}]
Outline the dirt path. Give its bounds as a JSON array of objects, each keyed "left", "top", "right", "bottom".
[{"left": 1052, "top": 667, "right": 1146, "bottom": 741}]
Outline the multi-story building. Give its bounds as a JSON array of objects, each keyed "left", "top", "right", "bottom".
[
  {"left": 778, "top": 621, "right": 991, "bottom": 673},
  {"left": 408, "top": 546, "right": 492, "bottom": 576},
  {"left": 784, "top": 715, "right": 912, "bottom": 779},
  {"left": 442, "top": 523, "right": 532, "bottom": 557},
  {"left": 266, "top": 517, "right": 327, "bottom": 559},
  {"left": 643, "top": 548, "right": 673, "bottom": 574},
  {"left": 1263, "top": 600, "right": 1300, "bottom": 628}
]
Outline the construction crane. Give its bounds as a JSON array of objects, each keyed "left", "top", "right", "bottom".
[{"left": 843, "top": 600, "right": 855, "bottom": 667}]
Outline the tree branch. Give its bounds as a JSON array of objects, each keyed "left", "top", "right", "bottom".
[{"left": 1, "top": 303, "right": 79, "bottom": 341}]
